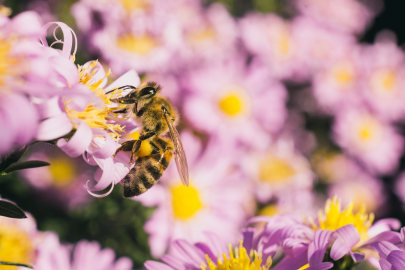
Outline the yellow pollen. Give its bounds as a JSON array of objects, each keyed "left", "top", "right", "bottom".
[
  {"left": 277, "top": 31, "right": 291, "bottom": 56},
  {"left": 171, "top": 185, "right": 202, "bottom": 220},
  {"left": 116, "top": 34, "right": 157, "bottom": 56},
  {"left": 65, "top": 61, "right": 125, "bottom": 141},
  {"left": 0, "top": 223, "right": 33, "bottom": 270},
  {"left": 334, "top": 67, "right": 353, "bottom": 85},
  {"left": 120, "top": 0, "right": 149, "bottom": 12},
  {"left": 0, "top": 6, "right": 11, "bottom": 16},
  {"left": 219, "top": 93, "right": 244, "bottom": 117},
  {"left": 49, "top": 157, "right": 77, "bottom": 187},
  {"left": 310, "top": 196, "right": 374, "bottom": 242},
  {"left": 259, "top": 157, "right": 296, "bottom": 183},
  {"left": 259, "top": 205, "right": 279, "bottom": 217},
  {"left": 123, "top": 131, "right": 153, "bottom": 158},
  {"left": 187, "top": 27, "right": 216, "bottom": 45},
  {"left": 201, "top": 242, "right": 271, "bottom": 270}
]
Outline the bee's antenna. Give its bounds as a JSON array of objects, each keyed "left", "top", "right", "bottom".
[{"left": 105, "top": 85, "right": 137, "bottom": 95}]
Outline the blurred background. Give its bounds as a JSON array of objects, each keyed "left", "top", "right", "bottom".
[{"left": 1, "top": 0, "right": 405, "bottom": 268}]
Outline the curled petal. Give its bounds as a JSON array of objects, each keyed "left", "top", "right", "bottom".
[
  {"left": 36, "top": 113, "right": 72, "bottom": 141},
  {"left": 88, "top": 130, "right": 118, "bottom": 159},
  {"left": 85, "top": 181, "right": 115, "bottom": 198},
  {"left": 49, "top": 55, "right": 79, "bottom": 88},
  {"left": 350, "top": 251, "right": 365, "bottom": 263},
  {"left": 360, "top": 231, "right": 401, "bottom": 249},
  {"left": 41, "top": 22, "right": 77, "bottom": 59},
  {"left": 368, "top": 219, "right": 402, "bottom": 238},
  {"left": 330, "top": 225, "right": 360, "bottom": 261},
  {"left": 57, "top": 120, "right": 92, "bottom": 157},
  {"left": 88, "top": 158, "right": 116, "bottom": 191}
]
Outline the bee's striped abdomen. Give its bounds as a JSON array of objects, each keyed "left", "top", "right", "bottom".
[{"left": 123, "top": 138, "right": 174, "bottom": 197}]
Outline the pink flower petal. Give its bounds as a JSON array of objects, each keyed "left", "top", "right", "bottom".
[
  {"left": 379, "top": 258, "right": 394, "bottom": 270},
  {"left": 57, "top": 120, "right": 92, "bottom": 157},
  {"left": 36, "top": 113, "right": 72, "bottom": 141},
  {"left": 144, "top": 261, "right": 175, "bottom": 270},
  {"left": 7, "top": 11, "right": 43, "bottom": 37},
  {"left": 309, "top": 230, "right": 333, "bottom": 265},
  {"left": 88, "top": 130, "right": 117, "bottom": 159},
  {"left": 387, "top": 250, "right": 405, "bottom": 270},
  {"left": 330, "top": 224, "right": 360, "bottom": 261},
  {"left": 41, "top": 22, "right": 77, "bottom": 59},
  {"left": 306, "top": 263, "right": 334, "bottom": 270},
  {"left": 105, "top": 70, "right": 141, "bottom": 93}
]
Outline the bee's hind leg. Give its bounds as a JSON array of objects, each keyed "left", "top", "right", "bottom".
[{"left": 130, "top": 140, "right": 142, "bottom": 163}]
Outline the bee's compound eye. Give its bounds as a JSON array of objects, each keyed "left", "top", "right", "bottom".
[{"left": 139, "top": 87, "right": 156, "bottom": 97}]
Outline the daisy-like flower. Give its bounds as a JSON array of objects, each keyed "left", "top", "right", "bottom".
[
  {"left": 361, "top": 36, "right": 405, "bottom": 122},
  {"left": 294, "top": 0, "right": 379, "bottom": 34},
  {"left": 19, "top": 142, "right": 95, "bottom": 209},
  {"left": 133, "top": 132, "right": 255, "bottom": 258},
  {"left": 242, "top": 138, "right": 314, "bottom": 204},
  {"left": 144, "top": 230, "right": 273, "bottom": 270},
  {"left": 183, "top": 57, "right": 287, "bottom": 148},
  {"left": 332, "top": 109, "right": 404, "bottom": 175},
  {"left": 239, "top": 13, "right": 306, "bottom": 81},
  {"left": 312, "top": 150, "right": 386, "bottom": 214},
  {"left": 36, "top": 22, "right": 142, "bottom": 197},
  {"left": 35, "top": 234, "right": 132, "bottom": 270},
  {"left": 0, "top": 212, "right": 38, "bottom": 268},
  {"left": 311, "top": 44, "right": 363, "bottom": 113},
  {"left": 253, "top": 196, "right": 401, "bottom": 269}
]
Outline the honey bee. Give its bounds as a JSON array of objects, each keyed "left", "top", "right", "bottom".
[{"left": 109, "top": 82, "right": 189, "bottom": 197}]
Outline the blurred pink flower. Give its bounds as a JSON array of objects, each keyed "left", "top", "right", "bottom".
[
  {"left": 394, "top": 172, "right": 405, "bottom": 210},
  {"left": 239, "top": 13, "right": 306, "bottom": 81},
  {"left": 182, "top": 57, "right": 287, "bottom": 148},
  {"left": 19, "top": 142, "right": 95, "bottom": 209},
  {"left": 333, "top": 109, "right": 404, "bottom": 175},
  {"left": 133, "top": 132, "right": 255, "bottom": 258},
  {"left": 241, "top": 138, "right": 315, "bottom": 204},
  {"left": 35, "top": 235, "right": 132, "bottom": 270},
  {"left": 294, "top": 0, "right": 379, "bottom": 34},
  {"left": 360, "top": 37, "right": 405, "bottom": 121}
]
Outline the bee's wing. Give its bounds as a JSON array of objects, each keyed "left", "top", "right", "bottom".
[{"left": 163, "top": 112, "right": 189, "bottom": 187}]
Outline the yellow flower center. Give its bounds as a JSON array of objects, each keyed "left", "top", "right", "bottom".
[
  {"left": 332, "top": 61, "right": 354, "bottom": 86},
  {"left": 171, "top": 185, "right": 202, "bottom": 220},
  {"left": 65, "top": 61, "right": 125, "bottom": 141},
  {"left": 0, "top": 38, "right": 24, "bottom": 90},
  {"left": 277, "top": 31, "right": 291, "bottom": 56},
  {"left": 49, "top": 157, "right": 77, "bottom": 187},
  {"left": 259, "top": 205, "right": 279, "bottom": 217},
  {"left": 218, "top": 92, "right": 246, "bottom": 117},
  {"left": 356, "top": 118, "right": 380, "bottom": 143},
  {"left": 310, "top": 197, "right": 374, "bottom": 242},
  {"left": 120, "top": 0, "right": 149, "bottom": 12},
  {"left": 0, "top": 223, "right": 33, "bottom": 270},
  {"left": 371, "top": 69, "right": 397, "bottom": 93},
  {"left": 0, "top": 6, "right": 12, "bottom": 16},
  {"left": 201, "top": 242, "right": 271, "bottom": 270},
  {"left": 259, "top": 157, "right": 296, "bottom": 183},
  {"left": 116, "top": 34, "right": 157, "bottom": 56},
  {"left": 187, "top": 27, "right": 216, "bottom": 46}
]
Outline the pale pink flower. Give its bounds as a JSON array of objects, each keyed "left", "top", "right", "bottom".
[
  {"left": 19, "top": 142, "right": 95, "bottom": 209},
  {"left": 182, "top": 57, "right": 287, "bottom": 148},
  {"left": 239, "top": 13, "right": 306, "bottom": 80},
  {"left": 333, "top": 109, "right": 404, "bottom": 175},
  {"left": 133, "top": 132, "right": 255, "bottom": 258},
  {"left": 360, "top": 35, "right": 405, "bottom": 122},
  {"left": 241, "top": 137, "right": 315, "bottom": 203},
  {"left": 294, "top": 0, "right": 379, "bottom": 34}
]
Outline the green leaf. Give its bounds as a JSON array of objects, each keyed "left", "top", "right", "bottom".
[
  {"left": 0, "top": 261, "right": 33, "bottom": 268},
  {"left": 2, "top": 161, "right": 50, "bottom": 174},
  {"left": 0, "top": 145, "right": 30, "bottom": 173},
  {"left": 0, "top": 200, "right": 27, "bottom": 219}
]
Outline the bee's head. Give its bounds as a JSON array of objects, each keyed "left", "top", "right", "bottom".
[
  {"left": 110, "top": 82, "right": 161, "bottom": 104},
  {"left": 136, "top": 82, "right": 161, "bottom": 101}
]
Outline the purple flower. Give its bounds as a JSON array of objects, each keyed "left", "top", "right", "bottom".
[
  {"left": 144, "top": 230, "right": 273, "bottom": 270},
  {"left": 132, "top": 132, "right": 255, "bottom": 258}
]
